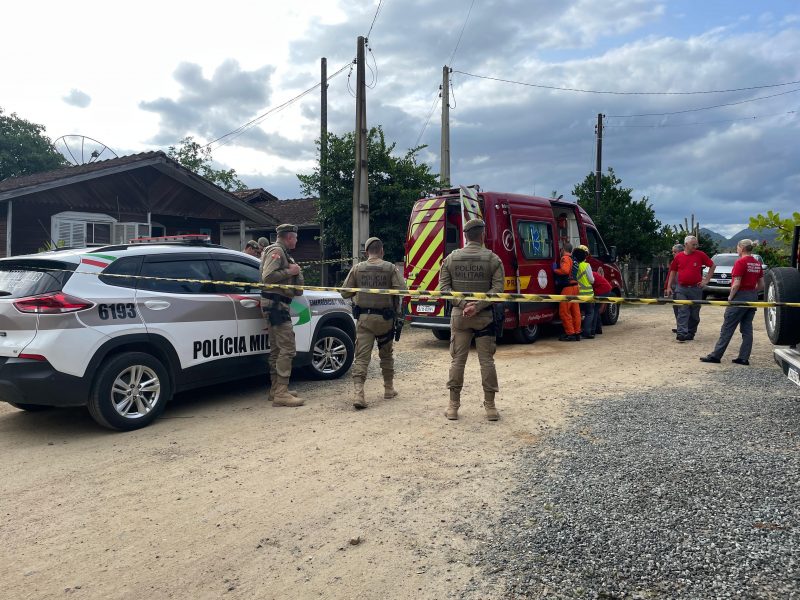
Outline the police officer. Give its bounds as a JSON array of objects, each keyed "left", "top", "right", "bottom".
[
  {"left": 261, "top": 224, "right": 304, "bottom": 407},
  {"left": 439, "top": 219, "right": 505, "bottom": 421},
  {"left": 341, "top": 237, "right": 406, "bottom": 409}
]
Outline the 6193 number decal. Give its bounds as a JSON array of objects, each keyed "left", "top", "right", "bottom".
[{"left": 98, "top": 303, "right": 137, "bottom": 320}]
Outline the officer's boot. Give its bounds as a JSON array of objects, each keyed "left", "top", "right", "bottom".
[
  {"left": 445, "top": 389, "right": 460, "bottom": 420},
  {"left": 383, "top": 374, "right": 398, "bottom": 399},
  {"left": 483, "top": 392, "right": 500, "bottom": 421},
  {"left": 272, "top": 378, "right": 304, "bottom": 407},
  {"left": 353, "top": 378, "right": 367, "bottom": 409}
]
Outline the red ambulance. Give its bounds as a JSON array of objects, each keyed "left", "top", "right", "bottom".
[{"left": 403, "top": 185, "right": 625, "bottom": 343}]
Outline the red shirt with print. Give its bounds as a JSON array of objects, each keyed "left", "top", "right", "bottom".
[
  {"left": 592, "top": 273, "right": 613, "bottom": 295},
  {"left": 669, "top": 250, "right": 714, "bottom": 286},
  {"left": 731, "top": 255, "right": 763, "bottom": 291}
]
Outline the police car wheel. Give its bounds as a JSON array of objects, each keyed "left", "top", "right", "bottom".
[
  {"left": 306, "top": 326, "right": 354, "bottom": 380},
  {"left": 512, "top": 324, "right": 539, "bottom": 344},
  {"left": 763, "top": 267, "right": 800, "bottom": 346},
  {"left": 601, "top": 299, "right": 620, "bottom": 325},
  {"left": 88, "top": 352, "right": 171, "bottom": 431},
  {"left": 431, "top": 329, "right": 450, "bottom": 341}
]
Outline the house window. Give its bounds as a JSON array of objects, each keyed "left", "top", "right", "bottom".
[
  {"left": 112, "top": 223, "right": 150, "bottom": 244},
  {"left": 52, "top": 211, "right": 117, "bottom": 247}
]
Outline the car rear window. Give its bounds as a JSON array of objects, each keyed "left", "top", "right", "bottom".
[{"left": 0, "top": 260, "right": 76, "bottom": 299}]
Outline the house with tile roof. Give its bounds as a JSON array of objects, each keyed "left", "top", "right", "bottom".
[{"left": 0, "top": 151, "right": 275, "bottom": 257}]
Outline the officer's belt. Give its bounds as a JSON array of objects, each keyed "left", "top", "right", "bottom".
[{"left": 260, "top": 292, "right": 292, "bottom": 304}]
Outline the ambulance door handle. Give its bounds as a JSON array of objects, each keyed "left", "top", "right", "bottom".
[
  {"left": 239, "top": 299, "right": 259, "bottom": 309},
  {"left": 144, "top": 300, "right": 171, "bottom": 311}
]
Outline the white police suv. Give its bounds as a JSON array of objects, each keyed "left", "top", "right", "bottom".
[{"left": 0, "top": 236, "right": 355, "bottom": 430}]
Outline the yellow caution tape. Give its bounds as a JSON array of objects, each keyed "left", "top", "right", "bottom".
[{"left": 18, "top": 265, "right": 800, "bottom": 308}]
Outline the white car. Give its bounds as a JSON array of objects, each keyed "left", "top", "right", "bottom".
[
  {"left": 0, "top": 237, "right": 355, "bottom": 430},
  {"left": 703, "top": 253, "right": 767, "bottom": 298}
]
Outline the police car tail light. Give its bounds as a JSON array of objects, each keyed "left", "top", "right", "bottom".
[{"left": 13, "top": 292, "right": 94, "bottom": 314}]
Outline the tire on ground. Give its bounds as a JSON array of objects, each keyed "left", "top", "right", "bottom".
[
  {"left": 601, "top": 296, "right": 621, "bottom": 326},
  {"left": 763, "top": 267, "right": 800, "bottom": 346},
  {"left": 431, "top": 329, "right": 450, "bottom": 341},
  {"left": 88, "top": 351, "right": 171, "bottom": 431},
  {"left": 305, "top": 326, "right": 355, "bottom": 380},
  {"left": 512, "top": 323, "right": 540, "bottom": 344}
]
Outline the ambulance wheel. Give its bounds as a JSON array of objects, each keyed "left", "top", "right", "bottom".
[
  {"left": 601, "top": 298, "right": 620, "bottom": 325},
  {"left": 513, "top": 323, "right": 539, "bottom": 344},
  {"left": 763, "top": 267, "right": 800, "bottom": 346},
  {"left": 432, "top": 329, "right": 450, "bottom": 341},
  {"left": 88, "top": 352, "right": 171, "bottom": 431}
]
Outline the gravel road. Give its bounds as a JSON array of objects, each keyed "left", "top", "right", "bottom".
[{"left": 464, "top": 366, "right": 799, "bottom": 599}]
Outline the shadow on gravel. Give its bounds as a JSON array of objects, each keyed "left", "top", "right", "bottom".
[{"left": 462, "top": 367, "right": 799, "bottom": 599}]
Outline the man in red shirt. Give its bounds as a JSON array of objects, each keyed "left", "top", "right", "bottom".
[
  {"left": 700, "top": 239, "right": 764, "bottom": 365},
  {"left": 590, "top": 270, "right": 613, "bottom": 334},
  {"left": 665, "top": 235, "right": 715, "bottom": 342}
]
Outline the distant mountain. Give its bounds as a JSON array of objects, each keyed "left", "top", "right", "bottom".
[{"left": 699, "top": 227, "right": 781, "bottom": 251}]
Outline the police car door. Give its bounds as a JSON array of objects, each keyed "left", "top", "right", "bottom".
[
  {"left": 136, "top": 253, "right": 238, "bottom": 370},
  {"left": 209, "top": 255, "right": 270, "bottom": 357}
]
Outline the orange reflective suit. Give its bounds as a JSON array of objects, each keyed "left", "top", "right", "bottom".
[{"left": 555, "top": 253, "right": 580, "bottom": 335}]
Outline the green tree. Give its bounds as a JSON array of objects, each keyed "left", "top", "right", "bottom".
[
  {"left": 167, "top": 136, "right": 246, "bottom": 191},
  {"left": 749, "top": 210, "right": 800, "bottom": 247},
  {"left": 573, "top": 167, "right": 663, "bottom": 261},
  {"left": 660, "top": 224, "right": 721, "bottom": 258},
  {"left": 754, "top": 240, "right": 790, "bottom": 267},
  {"left": 297, "top": 126, "right": 439, "bottom": 262},
  {"left": 0, "top": 107, "right": 67, "bottom": 180}
]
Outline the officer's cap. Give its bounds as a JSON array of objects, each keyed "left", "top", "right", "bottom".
[
  {"left": 364, "top": 237, "right": 382, "bottom": 252},
  {"left": 463, "top": 218, "right": 486, "bottom": 232},
  {"left": 257, "top": 237, "right": 269, "bottom": 247},
  {"left": 276, "top": 223, "right": 298, "bottom": 235}
]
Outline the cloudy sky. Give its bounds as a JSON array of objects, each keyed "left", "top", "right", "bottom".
[{"left": 2, "top": 0, "right": 798, "bottom": 236}]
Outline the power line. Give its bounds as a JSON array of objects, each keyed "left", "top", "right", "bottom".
[
  {"left": 205, "top": 62, "right": 351, "bottom": 150},
  {"left": 415, "top": 90, "right": 441, "bottom": 148},
  {"left": 365, "top": 0, "right": 384, "bottom": 40},
  {"left": 451, "top": 70, "right": 800, "bottom": 96},
  {"left": 607, "top": 87, "right": 800, "bottom": 118},
  {"left": 604, "top": 109, "right": 797, "bottom": 128},
  {"left": 448, "top": 0, "right": 476, "bottom": 69}
]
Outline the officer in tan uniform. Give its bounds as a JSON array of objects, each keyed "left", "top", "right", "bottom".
[
  {"left": 439, "top": 218, "right": 505, "bottom": 421},
  {"left": 341, "top": 237, "right": 406, "bottom": 409},
  {"left": 261, "top": 224, "right": 304, "bottom": 407}
]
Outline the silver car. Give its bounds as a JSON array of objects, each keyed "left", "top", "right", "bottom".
[{"left": 703, "top": 253, "right": 767, "bottom": 298}]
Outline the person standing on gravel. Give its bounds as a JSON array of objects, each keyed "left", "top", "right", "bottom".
[
  {"left": 665, "top": 243, "right": 684, "bottom": 333},
  {"left": 439, "top": 219, "right": 505, "bottom": 421},
  {"left": 341, "top": 237, "right": 406, "bottom": 410},
  {"left": 665, "top": 235, "right": 715, "bottom": 342},
  {"left": 261, "top": 224, "right": 305, "bottom": 407},
  {"left": 700, "top": 239, "right": 764, "bottom": 365},
  {"left": 553, "top": 242, "right": 580, "bottom": 341}
]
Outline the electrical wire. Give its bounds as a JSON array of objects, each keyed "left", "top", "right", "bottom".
[
  {"left": 606, "top": 87, "right": 800, "bottom": 118},
  {"left": 448, "top": 0, "right": 476, "bottom": 69},
  {"left": 449, "top": 76, "right": 457, "bottom": 110},
  {"left": 205, "top": 62, "right": 351, "bottom": 149},
  {"left": 604, "top": 109, "right": 797, "bottom": 128},
  {"left": 365, "top": 0, "right": 384, "bottom": 41},
  {"left": 415, "top": 90, "right": 441, "bottom": 148},
  {"left": 366, "top": 42, "right": 378, "bottom": 89},
  {"left": 452, "top": 70, "right": 800, "bottom": 96}
]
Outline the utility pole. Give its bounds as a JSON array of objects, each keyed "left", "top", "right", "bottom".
[
  {"left": 352, "top": 36, "right": 369, "bottom": 265},
  {"left": 594, "top": 113, "right": 604, "bottom": 215},
  {"left": 320, "top": 57, "right": 328, "bottom": 285},
  {"left": 440, "top": 65, "right": 451, "bottom": 187}
]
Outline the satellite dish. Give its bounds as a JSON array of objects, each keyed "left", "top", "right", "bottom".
[{"left": 54, "top": 135, "right": 118, "bottom": 166}]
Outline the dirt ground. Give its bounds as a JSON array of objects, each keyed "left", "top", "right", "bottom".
[{"left": 0, "top": 305, "right": 778, "bottom": 599}]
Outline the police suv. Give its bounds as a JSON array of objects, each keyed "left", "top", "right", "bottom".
[{"left": 0, "top": 236, "right": 355, "bottom": 430}]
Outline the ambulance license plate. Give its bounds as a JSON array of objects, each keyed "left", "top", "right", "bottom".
[
  {"left": 788, "top": 367, "right": 800, "bottom": 387},
  {"left": 415, "top": 304, "right": 437, "bottom": 314}
]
